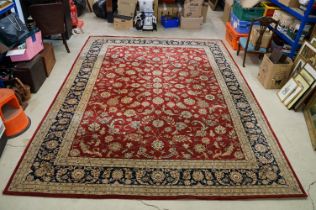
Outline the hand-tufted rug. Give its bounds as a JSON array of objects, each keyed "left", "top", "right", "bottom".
[{"left": 4, "top": 36, "right": 306, "bottom": 199}]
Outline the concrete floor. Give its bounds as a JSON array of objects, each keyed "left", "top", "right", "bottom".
[{"left": 0, "top": 11, "right": 316, "bottom": 210}]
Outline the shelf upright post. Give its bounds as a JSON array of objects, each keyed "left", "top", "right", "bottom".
[{"left": 291, "top": 0, "right": 315, "bottom": 58}]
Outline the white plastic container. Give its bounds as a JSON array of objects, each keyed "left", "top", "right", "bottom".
[{"left": 138, "top": 0, "right": 154, "bottom": 13}]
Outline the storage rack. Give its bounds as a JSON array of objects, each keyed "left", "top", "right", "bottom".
[
  {"left": 268, "top": 0, "right": 316, "bottom": 58},
  {"left": 0, "top": 0, "right": 18, "bottom": 16}
]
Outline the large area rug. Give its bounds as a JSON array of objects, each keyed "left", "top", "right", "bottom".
[{"left": 4, "top": 37, "right": 306, "bottom": 199}]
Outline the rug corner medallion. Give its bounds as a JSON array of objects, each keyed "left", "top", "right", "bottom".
[{"left": 4, "top": 36, "right": 306, "bottom": 199}]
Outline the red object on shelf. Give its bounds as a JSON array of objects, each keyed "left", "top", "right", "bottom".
[
  {"left": 69, "top": 0, "right": 79, "bottom": 27},
  {"left": 225, "top": 22, "right": 248, "bottom": 50}
]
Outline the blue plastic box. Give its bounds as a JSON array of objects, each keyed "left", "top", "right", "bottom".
[
  {"left": 230, "top": 11, "right": 259, "bottom": 34},
  {"left": 161, "top": 16, "right": 179, "bottom": 28}
]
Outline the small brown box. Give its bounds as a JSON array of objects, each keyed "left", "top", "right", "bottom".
[
  {"left": 40, "top": 43, "right": 56, "bottom": 76},
  {"left": 258, "top": 53, "right": 293, "bottom": 89},
  {"left": 117, "top": 0, "right": 137, "bottom": 16},
  {"left": 114, "top": 16, "right": 134, "bottom": 30},
  {"left": 180, "top": 15, "right": 203, "bottom": 29},
  {"left": 183, "top": 0, "right": 203, "bottom": 17}
]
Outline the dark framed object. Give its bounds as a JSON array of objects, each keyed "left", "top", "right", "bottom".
[{"left": 304, "top": 90, "right": 316, "bottom": 150}]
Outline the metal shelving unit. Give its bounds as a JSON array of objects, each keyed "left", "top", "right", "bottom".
[
  {"left": 0, "top": 0, "right": 18, "bottom": 16},
  {"left": 269, "top": 0, "right": 316, "bottom": 58}
]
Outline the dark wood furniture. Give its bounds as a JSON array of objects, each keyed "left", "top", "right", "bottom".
[
  {"left": 20, "top": 0, "right": 72, "bottom": 40},
  {"left": 237, "top": 16, "right": 279, "bottom": 67},
  {"left": 29, "top": 2, "right": 70, "bottom": 53}
]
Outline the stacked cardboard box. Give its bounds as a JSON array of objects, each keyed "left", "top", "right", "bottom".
[
  {"left": 117, "top": 0, "right": 137, "bottom": 16},
  {"left": 181, "top": 0, "right": 204, "bottom": 29},
  {"left": 114, "top": 0, "right": 137, "bottom": 30}
]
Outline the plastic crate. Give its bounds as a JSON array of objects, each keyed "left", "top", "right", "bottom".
[
  {"left": 230, "top": 11, "right": 258, "bottom": 34},
  {"left": 161, "top": 16, "right": 179, "bottom": 28},
  {"left": 261, "top": 1, "right": 279, "bottom": 17},
  {"left": 225, "top": 22, "right": 248, "bottom": 50},
  {"left": 232, "top": 1, "right": 264, "bottom": 21}
]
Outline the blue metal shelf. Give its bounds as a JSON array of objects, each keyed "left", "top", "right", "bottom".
[
  {"left": 269, "top": 0, "right": 315, "bottom": 58},
  {"left": 273, "top": 28, "right": 295, "bottom": 45},
  {"left": 0, "top": 1, "right": 18, "bottom": 16},
  {"left": 270, "top": 0, "right": 316, "bottom": 22}
]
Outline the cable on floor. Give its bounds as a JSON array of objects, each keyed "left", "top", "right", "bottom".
[
  {"left": 138, "top": 200, "right": 169, "bottom": 210},
  {"left": 307, "top": 180, "right": 316, "bottom": 210}
]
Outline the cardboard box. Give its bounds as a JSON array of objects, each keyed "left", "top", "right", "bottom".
[
  {"left": 158, "top": 3, "right": 182, "bottom": 22},
  {"left": 183, "top": 0, "right": 203, "bottom": 17},
  {"left": 118, "top": 0, "right": 137, "bottom": 6},
  {"left": 180, "top": 16, "right": 203, "bottom": 29},
  {"left": 223, "top": 0, "right": 233, "bottom": 22},
  {"left": 40, "top": 43, "right": 56, "bottom": 76},
  {"left": 202, "top": 2, "right": 208, "bottom": 23},
  {"left": 249, "top": 27, "right": 273, "bottom": 49},
  {"left": 118, "top": 5, "right": 136, "bottom": 17},
  {"left": 278, "top": 0, "right": 299, "bottom": 7},
  {"left": 118, "top": 0, "right": 137, "bottom": 16},
  {"left": 258, "top": 53, "right": 293, "bottom": 89},
  {"left": 114, "top": 16, "right": 134, "bottom": 30}
]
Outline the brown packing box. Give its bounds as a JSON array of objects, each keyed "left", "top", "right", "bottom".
[
  {"left": 118, "top": 0, "right": 137, "bottom": 6},
  {"left": 223, "top": 0, "right": 233, "bottom": 22},
  {"left": 202, "top": 2, "right": 208, "bottom": 23},
  {"left": 114, "top": 16, "right": 134, "bottom": 30},
  {"left": 183, "top": 0, "right": 203, "bottom": 17},
  {"left": 249, "top": 27, "right": 273, "bottom": 48},
  {"left": 180, "top": 16, "right": 203, "bottom": 29},
  {"left": 118, "top": 0, "right": 137, "bottom": 16},
  {"left": 258, "top": 53, "right": 293, "bottom": 89},
  {"left": 118, "top": 5, "right": 136, "bottom": 17},
  {"left": 278, "top": 0, "right": 299, "bottom": 7},
  {"left": 40, "top": 43, "right": 56, "bottom": 76}
]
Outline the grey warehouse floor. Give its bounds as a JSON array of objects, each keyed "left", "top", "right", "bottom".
[{"left": 0, "top": 10, "right": 315, "bottom": 210}]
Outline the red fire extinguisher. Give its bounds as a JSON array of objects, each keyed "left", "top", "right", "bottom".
[{"left": 69, "top": 0, "right": 78, "bottom": 27}]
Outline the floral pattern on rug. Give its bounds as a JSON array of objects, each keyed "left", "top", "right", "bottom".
[
  {"left": 70, "top": 46, "right": 242, "bottom": 160},
  {"left": 4, "top": 37, "right": 305, "bottom": 199}
]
